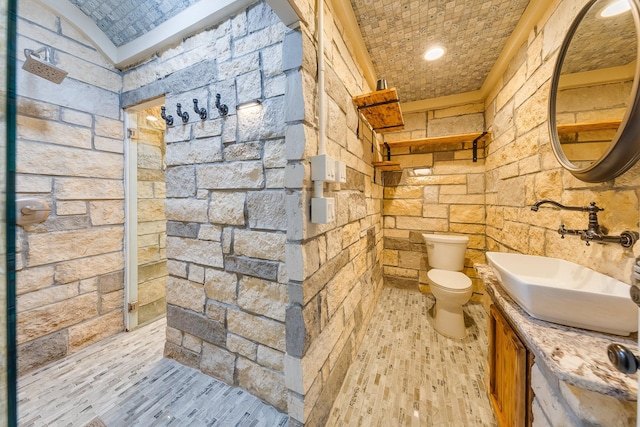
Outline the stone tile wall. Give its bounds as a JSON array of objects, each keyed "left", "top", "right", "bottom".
[
  {"left": 282, "top": 1, "right": 385, "bottom": 425},
  {"left": 15, "top": 0, "right": 125, "bottom": 374},
  {"left": 556, "top": 81, "right": 630, "bottom": 166},
  {"left": 484, "top": 0, "right": 640, "bottom": 283},
  {"left": 380, "top": 0, "right": 640, "bottom": 298},
  {"left": 121, "top": 1, "right": 291, "bottom": 413},
  {"left": 17, "top": 0, "right": 640, "bottom": 424},
  {"left": 381, "top": 106, "right": 487, "bottom": 295},
  {"left": 136, "top": 109, "right": 167, "bottom": 324}
]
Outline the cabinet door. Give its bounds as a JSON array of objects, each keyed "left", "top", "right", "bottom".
[{"left": 489, "top": 304, "right": 528, "bottom": 427}]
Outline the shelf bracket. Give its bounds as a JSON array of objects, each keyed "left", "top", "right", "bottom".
[
  {"left": 356, "top": 98, "right": 400, "bottom": 110},
  {"left": 375, "top": 124, "right": 405, "bottom": 132},
  {"left": 473, "top": 131, "right": 488, "bottom": 163}
]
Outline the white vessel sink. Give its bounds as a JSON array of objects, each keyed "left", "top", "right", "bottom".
[{"left": 486, "top": 252, "right": 638, "bottom": 336}]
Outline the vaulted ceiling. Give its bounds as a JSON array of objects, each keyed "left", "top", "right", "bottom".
[
  {"left": 37, "top": 0, "right": 540, "bottom": 106},
  {"left": 67, "top": 0, "right": 202, "bottom": 47}
]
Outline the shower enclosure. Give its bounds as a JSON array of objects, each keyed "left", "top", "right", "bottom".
[{"left": 1, "top": 0, "right": 17, "bottom": 425}]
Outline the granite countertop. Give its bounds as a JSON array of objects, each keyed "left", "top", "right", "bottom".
[{"left": 476, "top": 264, "right": 638, "bottom": 401}]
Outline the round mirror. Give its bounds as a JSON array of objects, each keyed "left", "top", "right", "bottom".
[{"left": 549, "top": 0, "right": 640, "bottom": 182}]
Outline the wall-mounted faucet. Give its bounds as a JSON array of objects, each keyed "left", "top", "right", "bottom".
[{"left": 531, "top": 199, "right": 639, "bottom": 248}]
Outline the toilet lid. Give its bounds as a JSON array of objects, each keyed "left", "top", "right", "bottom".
[{"left": 427, "top": 269, "right": 472, "bottom": 290}]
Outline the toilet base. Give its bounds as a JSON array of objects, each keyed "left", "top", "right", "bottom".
[{"left": 433, "top": 302, "right": 466, "bottom": 339}]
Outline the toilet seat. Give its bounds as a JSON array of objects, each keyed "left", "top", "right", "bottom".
[{"left": 427, "top": 269, "right": 472, "bottom": 291}]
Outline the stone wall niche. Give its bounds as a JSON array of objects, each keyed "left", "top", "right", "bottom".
[{"left": 381, "top": 106, "right": 487, "bottom": 297}]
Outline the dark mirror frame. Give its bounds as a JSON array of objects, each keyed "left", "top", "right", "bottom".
[{"left": 549, "top": 0, "right": 640, "bottom": 182}]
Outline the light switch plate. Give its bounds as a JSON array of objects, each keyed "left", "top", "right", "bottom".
[
  {"left": 336, "top": 160, "right": 347, "bottom": 183},
  {"left": 311, "top": 197, "right": 335, "bottom": 223},
  {"left": 311, "top": 154, "right": 337, "bottom": 182}
]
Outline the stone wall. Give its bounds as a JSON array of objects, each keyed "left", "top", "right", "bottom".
[
  {"left": 380, "top": 0, "right": 640, "bottom": 295},
  {"left": 282, "top": 1, "right": 385, "bottom": 425},
  {"left": 381, "top": 106, "right": 487, "bottom": 295},
  {"left": 16, "top": 0, "right": 385, "bottom": 419},
  {"left": 136, "top": 108, "right": 167, "bottom": 324},
  {"left": 484, "top": 0, "right": 640, "bottom": 282},
  {"left": 556, "top": 81, "right": 631, "bottom": 166},
  {"left": 121, "top": 1, "right": 291, "bottom": 412},
  {"left": 15, "top": 0, "right": 125, "bottom": 374},
  {"left": 16, "top": 0, "right": 640, "bottom": 424}
]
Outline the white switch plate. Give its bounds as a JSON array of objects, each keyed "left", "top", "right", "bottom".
[
  {"left": 311, "top": 154, "right": 337, "bottom": 182},
  {"left": 311, "top": 197, "right": 335, "bottom": 223},
  {"left": 336, "top": 160, "right": 347, "bottom": 183}
]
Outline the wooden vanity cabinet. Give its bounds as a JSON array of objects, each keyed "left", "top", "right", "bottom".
[{"left": 488, "top": 304, "right": 534, "bottom": 427}]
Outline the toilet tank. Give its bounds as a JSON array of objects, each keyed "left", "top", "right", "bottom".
[{"left": 423, "top": 233, "right": 469, "bottom": 271}]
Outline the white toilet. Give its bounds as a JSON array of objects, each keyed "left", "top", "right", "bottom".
[{"left": 422, "top": 233, "right": 473, "bottom": 339}]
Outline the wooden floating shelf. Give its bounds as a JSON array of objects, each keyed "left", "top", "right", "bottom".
[
  {"left": 353, "top": 88, "right": 405, "bottom": 134},
  {"left": 556, "top": 120, "right": 621, "bottom": 134},
  {"left": 380, "top": 131, "right": 491, "bottom": 149},
  {"left": 372, "top": 161, "right": 402, "bottom": 171}
]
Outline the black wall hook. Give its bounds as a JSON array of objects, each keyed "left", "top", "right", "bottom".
[
  {"left": 176, "top": 103, "right": 189, "bottom": 124},
  {"left": 193, "top": 98, "right": 207, "bottom": 120},
  {"left": 215, "top": 93, "right": 228, "bottom": 117},
  {"left": 160, "top": 106, "right": 173, "bottom": 126}
]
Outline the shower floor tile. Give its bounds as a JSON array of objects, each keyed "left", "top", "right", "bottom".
[
  {"left": 326, "top": 287, "right": 498, "bottom": 427},
  {"left": 17, "top": 318, "right": 288, "bottom": 427}
]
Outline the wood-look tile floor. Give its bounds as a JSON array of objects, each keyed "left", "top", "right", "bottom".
[
  {"left": 18, "top": 287, "right": 496, "bottom": 427},
  {"left": 17, "top": 318, "right": 288, "bottom": 427},
  {"left": 326, "top": 287, "right": 498, "bottom": 427}
]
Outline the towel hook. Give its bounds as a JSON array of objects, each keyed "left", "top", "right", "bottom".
[
  {"left": 193, "top": 98, "right": 207, "bottom": 120},
  {"left": 176, "top": 103, "right": 189, "bottom": 124}
]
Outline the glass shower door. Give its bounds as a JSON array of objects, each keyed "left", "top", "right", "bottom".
[{"left": 1, "top": 0, "right": 17, "bottom": 425}]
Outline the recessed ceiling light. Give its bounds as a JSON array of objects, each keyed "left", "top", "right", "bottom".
[
  {"left": 424, "top": 46, "right": 446, "bottom": 61},
  {"left": 600, "top": 0, "right": 631, "bottom": 17},
  {"left": 146, "top": 115, "right": 158, "bottom": 121}
]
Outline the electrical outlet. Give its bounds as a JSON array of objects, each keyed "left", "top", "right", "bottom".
[
  {"left": 311, "top": 154, "right": 337, "bottom": 182},
  {"left": 311, "top": 197, "right": 335, "bottom": 223}
]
